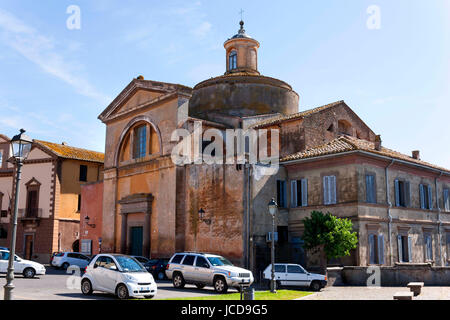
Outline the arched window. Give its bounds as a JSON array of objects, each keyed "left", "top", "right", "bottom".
[{"left": 228, "top": 50, "right": 237, "bottom": 70}]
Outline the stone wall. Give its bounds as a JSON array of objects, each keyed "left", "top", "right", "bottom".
[{"left": 327, "top": 264, "right": 450, "bottom": 286}]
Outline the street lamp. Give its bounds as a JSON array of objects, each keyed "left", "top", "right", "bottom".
[
  {"left": 198, "top": 208, "right": 211, "bottom": 225},
  {"left": 268, "top": 198, "right": 278, "bottom": 293},
  {"left": 4, "top": 129, "right": 32, "bottom": 300}
]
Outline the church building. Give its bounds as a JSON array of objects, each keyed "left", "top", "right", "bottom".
[{"left": 92, "top": 21, "right": 450, "bottom": 277}]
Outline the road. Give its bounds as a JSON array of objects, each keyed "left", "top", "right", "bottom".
[{"left": 0, "top": 265, "right": 235, "bottom": 300}]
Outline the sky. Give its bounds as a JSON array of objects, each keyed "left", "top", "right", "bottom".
[{"left": 0, "top": 0, "right": 449, "bottom": 167}]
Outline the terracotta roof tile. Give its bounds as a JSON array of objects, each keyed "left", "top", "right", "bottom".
[
  {"left": 34, "top": 140, "right": 104, "bottom": 163},
  {"left": 281, "top": 135, "right": 450, "bottom": 173},
  {"left": 250, "top": 100, "right": 344, "bottom": 128}
]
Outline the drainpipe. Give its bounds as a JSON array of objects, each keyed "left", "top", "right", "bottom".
[
  {"left": 245, "top": 163, "right": 252, "bottom": 269},
  {"left": 436, "top": 171, "right": 443, "bottom": 266},
  {"left": 385, "top": 160, "right": 395, "bottom": 266}
]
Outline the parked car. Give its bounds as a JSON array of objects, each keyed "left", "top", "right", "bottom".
[
  {"left": 80, "top": 254, "right": 157, "bottom": 299},
  {"left": 166, "top": 252, "right": 254, "bottom": 293},
  {"left": 49, "top": 252, "right": 61, "bottom": 265},
  {"left": 145, "top": 259, "right": 169, "bottom": 280},
  {"left": 0, "top": 247, "right": 8, "bottom": 250},
  {"left": 262, "top": 263, "right": 327, "bottom": 291},
  {"left": 51, "top": 252, "right": 90, "bottom": 270},
  {"left": 0, "top": 249, "right": 46, "bottom": 278},
  {"left": 131, "top": 256, "right": 169, "bottom": 280}
]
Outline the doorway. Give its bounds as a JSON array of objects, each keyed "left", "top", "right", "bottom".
[
  {"left": 24, "top": 234, "right": 34, "bottom": 260},
  {"left": 130, "top": 226, "right": 143, "bottom": 256}
]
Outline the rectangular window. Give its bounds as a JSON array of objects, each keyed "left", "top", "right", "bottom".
[
  {"left": 133, "top": 125, "right": 147, "bottom": 159},
  {"left": 419, "top": 184, "right": 433, "bottom": 210},
  {"left": 323, "top": 175, "right": 337, "bottom": 205},
  {"left": 0, "top": 226, "right": 7, "bottom": 239},
  {"left": 0, "top": 150, "right": 3, "bottom": 167},
  {"left": 79, "top": 165, "right": 88, "bottom": 182},
  {"left": 181, "top": 255, "right": 196, "bottom": 266},
  {"left": 368, "top": 233, "right": 384, "bottom": 265},
  {"left": 277, "top": 180, "right": 287, "bottom": 208},
  {"left": 290, "top": 179, "right": 308, "bottom": 207},
  {"left": 365, "top": 174, "right": 376, "bottom": 204},
  {"left": 394, "top": 180, "right": 410, "bottom": 207},
  {"left": 398, "top": 234, "right": 412, "bottom": 263},
  {"left": 446, "top": 234, "right": 450, "bottom": 263},
  {"left": 424, "top": 234, "right": 433, "bottom": 261},
  {"left": 443, "top": 189, "right": 449, "bottom": 212},
  {"left": 77, "top": 194, "right": 82, "bottom": 212}
]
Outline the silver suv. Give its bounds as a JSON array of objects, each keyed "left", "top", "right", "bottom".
[{"left": 165, "top": 252, "right": 254, "bottom": 293}]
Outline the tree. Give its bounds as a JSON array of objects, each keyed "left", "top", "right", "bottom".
[{"left": 302, "top": 211, "right": 358, "bottom": 263}]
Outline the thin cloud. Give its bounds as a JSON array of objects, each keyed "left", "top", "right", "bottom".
[{"left": 0, "top": 8, "right": 111, "bottom": 105}]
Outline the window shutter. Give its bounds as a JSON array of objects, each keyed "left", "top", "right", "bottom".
[
  {"left": 394, "top": 180, "right": 400, "bottom": 207},
  {"left": 301, "top": 179, "right": 308, "bottom": 207},
  {"left": 427, "top": 185, "right": 433, "bottom": 210},
  {"left": 290, "top": 180, "right": 297, "bottom": 207},
  {"left": 323, "top": 176, "right": 329, "bottom": 205},
  {"left": 369, "top": 234, "right": 375, "bottom": 264},
  {"left": 405, "top": 182, "right": 411, "bottom": 207},
  {"left": 420, "top": 184, "right": 425, "bottom": 209},
  {"left": 365, "top": 175, "right": 371, "bottom": 203},
  {"left": 444, "top": 189, "right": 449, "bottom": 212},
  {"left": 397, "top": 235, "right": 403, "bottom": 262},
  {"left": 378, "top": 234, "right": 385, "bottom": 265},
  {"left": 408, "top": 236, "right": 413, "bottom": 262},
  {"left": 330, "top": 176, "right": 337, "bottom": 204},
  {"left": 283, "top": 181, "right": 287, "bottom": 208}
]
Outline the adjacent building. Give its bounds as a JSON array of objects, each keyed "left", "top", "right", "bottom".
[{"left": 0, "top": 138, "right": 104, "bottom": 263}]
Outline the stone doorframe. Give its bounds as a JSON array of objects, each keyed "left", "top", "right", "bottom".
[{"left": 118, "top": 193, "right": 154, "bottom": 257}]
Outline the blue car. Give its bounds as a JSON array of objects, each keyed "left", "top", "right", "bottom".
[{"left": 0, "top": 247, "right": 8, "bottom": 251}]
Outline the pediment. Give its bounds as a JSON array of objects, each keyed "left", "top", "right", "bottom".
[{"left": 98, "top": 78, "right": 192, "bottom": 123}]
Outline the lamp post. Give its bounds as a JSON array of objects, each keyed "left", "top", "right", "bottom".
[
  {"left": 84, "top": 216, "right": 96, "bottom": 228},
  {"left": 268, "top": 198, "right": 278, "bottom": 293},
  {"left": 4, "top": 129, "right": 32, "bottom": 300}
]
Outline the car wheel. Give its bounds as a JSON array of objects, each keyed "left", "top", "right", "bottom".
[
  {"left": 62, "top": 262, "right": 70, "bottom": 270},
  {"left": 81, "top": 279, "right": 93, "bottom": 295},
  {"left": 195, "top": 284, "right": 205, "bottom": 289},
  {"left": 116, "top": 284, "right": 129, "bottom": 300},
  {"left": 213, "top": 276, "right": 228, "bottom": 294},
  {"left": 157, "top": 271, "right": 165, "bottom": 280},
  {"left": 144, "top": 295, "right": 154, "bottom": 299},
  {"left": 310, "top": 281, "right": 321, "bottom": 292},
  {"left": 173, "top": 273, "right": 185, "bottom": 288},
  {"left": 23, "top": 268, "right": 35, "bottom": 278}
]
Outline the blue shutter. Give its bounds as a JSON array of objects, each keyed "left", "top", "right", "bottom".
[
  {"left": 444, "top": 189, "right": 450, "bottom": 212},
  {"left": 397, "top": 235, "right": 403, "bottom": 262},
  {"left": 301, "top": 179, "right": 308, "bottom": 207},
  {"left": 369, "top": 234, "right": 375, "bottom": 264},
  {"left": 395, "top": 180, "right": 400, "bottom": 207},
  {"left": 408, "top": 237, "right": 413, "bottom": 262},
  {"left": 330, "top": 176, "right": 337, "bottom": 204},
  {"left": 378, "top": 234, "right": 385, "bottom": 265},
  {"left": 428, "top": 185, "right": 433, "bottom": 210},
  {"left": 405, "top": 182, "right": 411, "bottom": 207},
  {"left": 290, "top": 180, "right": 297, "bottom": 207},
  {"left": 323, "top": 176, "right": 329, "bottom": 205},
  {"left": 420, "top": 184, "right": 425, "bottom": 209}
]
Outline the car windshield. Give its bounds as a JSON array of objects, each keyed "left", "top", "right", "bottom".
[
  {"left": 207, "top": 256, "right": 233, "bottom": 266},
  {"left": 114, "top": 256, "right": 146, "bottom": 272}
]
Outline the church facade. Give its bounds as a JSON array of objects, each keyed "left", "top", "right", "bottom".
[{"left": 94, "top": 21, "right": 450, "bottom": 277}]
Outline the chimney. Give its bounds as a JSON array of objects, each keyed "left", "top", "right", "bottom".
[
  {"left": 412, "top": 150, "right": 420, "bottom": 160},
  {"left": 374, "top": 135, "right": 382, "bottom": 151}
]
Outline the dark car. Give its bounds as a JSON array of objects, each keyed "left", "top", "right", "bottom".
[{"left": 132, "top": 256, "right": 169, "bottom": 280}]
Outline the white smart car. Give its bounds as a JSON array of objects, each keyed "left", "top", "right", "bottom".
[
  {"left": 80, "top": 254, "right": 157, "bottom": 299},
  {"left": 0, "top": 249, "right": 46, "bottom": 278}
]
